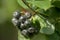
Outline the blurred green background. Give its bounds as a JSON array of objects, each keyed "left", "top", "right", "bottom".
[{"left": 0, "top": 0, "right": 20, "bottom": 40}]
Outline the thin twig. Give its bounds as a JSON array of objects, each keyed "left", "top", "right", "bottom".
[{"left": 22, "top": 0, "right": 49, "bottom": 17}]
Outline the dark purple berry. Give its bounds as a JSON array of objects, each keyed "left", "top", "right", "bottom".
[
  {"left": 28, "top": 27, "right": 35, "bottom": 33},
  {"left": 21, "top": 29, "right": 29, "bottom": 37},
  {"left": 13, "top": 11, "right": 21, "bottom": 19},
  {"left": 20, "top": 23, "right": 25, "bottom": 29},
  {"left": 12, "top": 18, "right": 19, "bottom": 26},
  {"left": 19, "top": 16, "right": 26, "bottom": 22},
  {"left": 24, "top": 20, "right": 31, "bottom": 26}
]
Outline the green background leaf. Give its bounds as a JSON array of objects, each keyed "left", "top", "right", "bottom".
[
  {"left": 17, "top": 0, "right": 29, "bottom": 9},
  {"left": 27, "top": 0, "right": 51, "bottom": 10}
]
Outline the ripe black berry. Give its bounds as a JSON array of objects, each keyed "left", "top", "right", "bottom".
[
  {"left": 24, "top": 20, "right": 31, "bottom": 26},
  {"left": 12, "top": 18, "right": 19, "bottom": 26},
  {"left": 13, "top": 11, "right": 21, "bottom": 19},
  {"left": 28, "top": 27, "right": 35, "bottom": 33},
  {"left": 19, "top": 16, "right": 26, "bottom": 22},
  {"left": 21, "top": 29, "right": 29, "bottom": 37},
  {"left": 20, "top": 23, "right": 26, "bottom": 29},
  {"left": 12, "top": 10, "right": 40, "bottom": 37}
]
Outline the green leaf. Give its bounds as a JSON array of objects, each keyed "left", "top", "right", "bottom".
[
  {"left": 27, "top": 0, "right": 51, "bottom": 10},
  {"left": 32, "top": 14, "right": 55, "bottom": 34},
  {"left": 47, "top": 33, "right": 60, "bottom": 40},
  {"left": 17, "top": 0, "right": 29, "bottom": 9},
  {"left": 31, "top": 33, "right": 47, "bottom": 40},
  {"left": 39, "top": 15, "right": 55, "bottom": 34},
  {"left": 52, "top": 0, "right": 60, "bottom": 8},
  {"left": 55, "top": 22, "right": 60, "bottom": 34}
]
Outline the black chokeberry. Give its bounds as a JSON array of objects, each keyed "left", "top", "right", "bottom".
[
  {"left": 12, "top": 18, "right": 19, "bottom": 26},
  {"left": 20, "top": 23, "right": 26, "bottom": 29},
  {"left": 21, "top": 29, "right": 29, "bottom": 37},
  {"left": 24, "top": 20, "right": 31, "bottom": 26},
  {"left": 28, "top": 27, "right": 35, "bottom": 33},
  {"left": 13, "top": 11, "right": 21, "bottom": 19},
  {"left": 19, "top": 16, "right": 26, "bottom": 22},
  {"left": 12, "top": 10, "right": 40, "bottom": 37}
]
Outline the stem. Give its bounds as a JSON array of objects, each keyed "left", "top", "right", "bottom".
[{"left": 22, "top": 0, "right": 49, "bottom": 17}]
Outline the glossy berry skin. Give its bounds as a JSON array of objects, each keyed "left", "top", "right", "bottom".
[
  {"left": 20, "top": 23, "right": 25, "bottom": 29},
  {"left": 12, "top": 18, "right": 19, "bottom": 26},
  {"left": 28, "top": 27, "right": 35, "bottom": 33},
  {"left": 21, "top": 29, "right": 29, "bottom": 37},
  {"left": 24, "top": 20, "right": 31, "bottom": 26},
  {"left": 25, "top": 12, "right": 32, "bottom": 18},
  {"left": 13, "top": 11, "right": 21, "bottom": 19},
  {"left": 19, "top": 16, "right": 26, "bottom": 22}
]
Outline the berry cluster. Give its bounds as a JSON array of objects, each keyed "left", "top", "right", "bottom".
[{"left": 12, "top": 10, "right": 39, "bottom": 37}]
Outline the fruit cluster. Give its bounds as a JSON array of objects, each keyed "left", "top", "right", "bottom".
[{"left": 12, "top": 10, "right": 39, "bottom": 37}]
